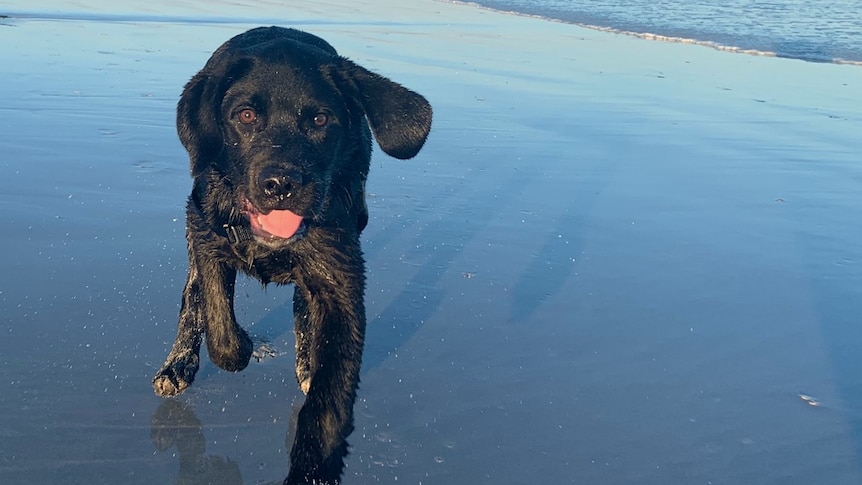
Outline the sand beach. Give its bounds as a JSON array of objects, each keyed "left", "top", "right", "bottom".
[{"left": 1, "top": 0, "right": 861, "bottom": 483}]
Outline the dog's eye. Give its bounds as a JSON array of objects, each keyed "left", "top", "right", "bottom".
[
  {"left": 313, "top": 113, "right": 329, "bottom": 127},
  {"left": 238, "top": 108, "right": 257, "bottom": 124}
]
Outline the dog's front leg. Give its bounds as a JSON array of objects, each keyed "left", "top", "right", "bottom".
[
  {"left": 292, "top": 290, "right": 314, "bottom": 395},
  {"left": 153, "top": 255, "right": 205, "bottom": 397},
  {"left": 153, "top": 220, "right": 253, "bottom": 397},
  {"left": 286, "top": 241, "right": 366, "bottom": 485},
  {"left": 196, "top": 254, "right": 253, "bottom": 374}
]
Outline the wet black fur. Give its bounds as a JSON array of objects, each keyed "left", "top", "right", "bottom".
[{"left": 152, "top": 26, "right": 432, "bottom": 485}]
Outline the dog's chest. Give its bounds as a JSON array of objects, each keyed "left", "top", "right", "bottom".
[{"left": 237, "top": 246, "right": 297, "bottom": 285}]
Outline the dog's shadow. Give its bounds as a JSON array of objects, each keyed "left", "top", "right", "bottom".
[{"left": 151, "top": 399, "right": 289, "bottom": 485}]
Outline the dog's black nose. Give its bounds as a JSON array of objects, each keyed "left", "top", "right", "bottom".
[{"left": 258, "top": 167, "right": 302, "bottom": 199}]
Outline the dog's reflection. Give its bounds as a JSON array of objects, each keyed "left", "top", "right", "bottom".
[{"left": 152, "top": 399, "right": 289, "bottom": 485}]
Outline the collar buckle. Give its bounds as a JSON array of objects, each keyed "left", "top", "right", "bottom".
[{"left": 224, "top": 224, "right": 254, "bottom": 245}]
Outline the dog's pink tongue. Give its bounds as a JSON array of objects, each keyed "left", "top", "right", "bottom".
[{"left": 256, "top": 209, "right": 303, "bottom": 238}]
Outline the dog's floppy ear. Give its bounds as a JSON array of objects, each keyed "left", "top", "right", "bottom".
[
  {"left": 177, "top": 44, "right": 254, "bottom": 177},
  {"left": 335, "top": 59, "right": 432, "bottom": 160},
  {"left": 176, "top": 72, "right": 222, "bottom": 177}
]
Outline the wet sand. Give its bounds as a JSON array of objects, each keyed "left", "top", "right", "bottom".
[{"left": 1, "top": 1, "right": 861, "bottom": 484}]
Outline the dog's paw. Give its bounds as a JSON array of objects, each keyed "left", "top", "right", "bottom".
[
  {"left": 294, "top": 348, "right": 311, "bottom": 395},
  {"left": 153, "top": 353, "right": 200, "bottom": 397},
  {"left": 296, "top": 366, "right": 312, "bottom": 396},
  {"left": 206, "top": 327, "right": 254, "bottom": 372}
]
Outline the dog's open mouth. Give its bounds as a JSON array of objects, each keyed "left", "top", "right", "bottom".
[{"left": 241, "top": 198, "right": 307, "bottom": 242}]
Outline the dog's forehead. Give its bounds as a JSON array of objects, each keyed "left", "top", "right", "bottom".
[
  {"left": 226, "top": 61, "right": 339, "bottom": 107},
  {"left": 244, "top": 38, "right": 333, "bottom": 70},
  {"left": 225, "top": 42, "right": 337, "bottom": 95}
]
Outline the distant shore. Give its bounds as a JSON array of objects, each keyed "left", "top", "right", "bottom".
[{"left": 444, "top": 0, "right": 862, "bottom": 65}]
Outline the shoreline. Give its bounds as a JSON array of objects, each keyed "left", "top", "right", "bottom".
[{"left": 443, "top": 0, "right": 862, "bottom": 66}]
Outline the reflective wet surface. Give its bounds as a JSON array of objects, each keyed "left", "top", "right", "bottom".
[{"left": 1, "top": 3, "right": 862, "bottom": 484}]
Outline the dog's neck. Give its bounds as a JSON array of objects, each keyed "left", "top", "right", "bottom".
[{"left": 189, "top": 190, "right": 255, "bottom": 246}]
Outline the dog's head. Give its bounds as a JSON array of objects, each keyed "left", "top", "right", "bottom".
[{"left": 177, "top": 27, "right": 432, "bottom": 243}]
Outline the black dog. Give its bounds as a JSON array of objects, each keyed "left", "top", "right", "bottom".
[{"left": 152, "top": 26, "right": 432, "bottom": 484}]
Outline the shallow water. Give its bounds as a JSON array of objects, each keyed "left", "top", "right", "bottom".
[
  {"left": 2, "top": 4, "right": 862, "bottom": 485},
  {"left": 471, "top": 0, "right": 862, "bottom": 63}
]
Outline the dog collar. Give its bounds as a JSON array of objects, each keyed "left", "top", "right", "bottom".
[
  {"left": 189, "top": 192, "right": 255, "bottom": 246},
  {"left": 223, "top": 223, "right": 254, "bottom": 245}
]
